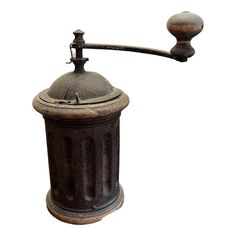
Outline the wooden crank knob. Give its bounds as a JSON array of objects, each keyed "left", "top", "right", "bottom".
[{"left": 167, "top": 11, "right": 204, "bottom": 61}]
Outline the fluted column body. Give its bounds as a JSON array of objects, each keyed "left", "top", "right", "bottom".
[{"left": 44, "top": 113, "right": 121, "bottom": 213}]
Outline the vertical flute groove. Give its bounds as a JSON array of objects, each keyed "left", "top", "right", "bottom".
[
  {"left": 63, "top": 137, "right": 75, "bottom": 201},
  {"left": 47, "top": 132, "right": 58, "bottom": 196},
  {"left": 82, "top": 137, "right": 96, "bottom": 201},
  {"left": 115, "top": 125, "right": 120, "bottom": 188},
  {"left": 103, "top": 133, "right": 112, "bottom": 196}
]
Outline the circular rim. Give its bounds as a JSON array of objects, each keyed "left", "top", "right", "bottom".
[
  {"left": 46, "top": 186, "right": 124, "bottom": 224},
  {"left": 33, "top": 88, "right": 129, "bottom": 119}
]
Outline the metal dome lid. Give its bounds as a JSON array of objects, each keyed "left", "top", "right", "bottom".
[
  {"left": 48, "top": 71, "right": 113, "bottom": 100},
  {"left": 39, "top": 69, "right": 121, "bottom": 105}
]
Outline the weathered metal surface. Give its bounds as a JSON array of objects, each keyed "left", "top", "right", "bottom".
[
  {"left": 84, "top": 43, "right": 174, "bottom": 60},
  {"left": 48, "top": 72, "right": 113, "bottom": 102}
]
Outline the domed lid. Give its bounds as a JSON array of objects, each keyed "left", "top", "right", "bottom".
[
  {"left": 39, "top": 70, "right": 121, "bottom": 105},
  {"left": 48, "top": 71, "right": 112, "bottom": 100}
]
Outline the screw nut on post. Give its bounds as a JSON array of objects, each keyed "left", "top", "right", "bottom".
[{"left": 167, "top": 11, "right": 204, "bottom": 61}]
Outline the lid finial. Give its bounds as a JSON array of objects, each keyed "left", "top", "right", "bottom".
[{"left": 68, "top": 29, "right": 89, "bottom": 73}]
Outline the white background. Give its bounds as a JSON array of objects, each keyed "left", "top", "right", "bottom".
[{"left": 0, "top": 0, "right": 236, "bottom": 235}]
